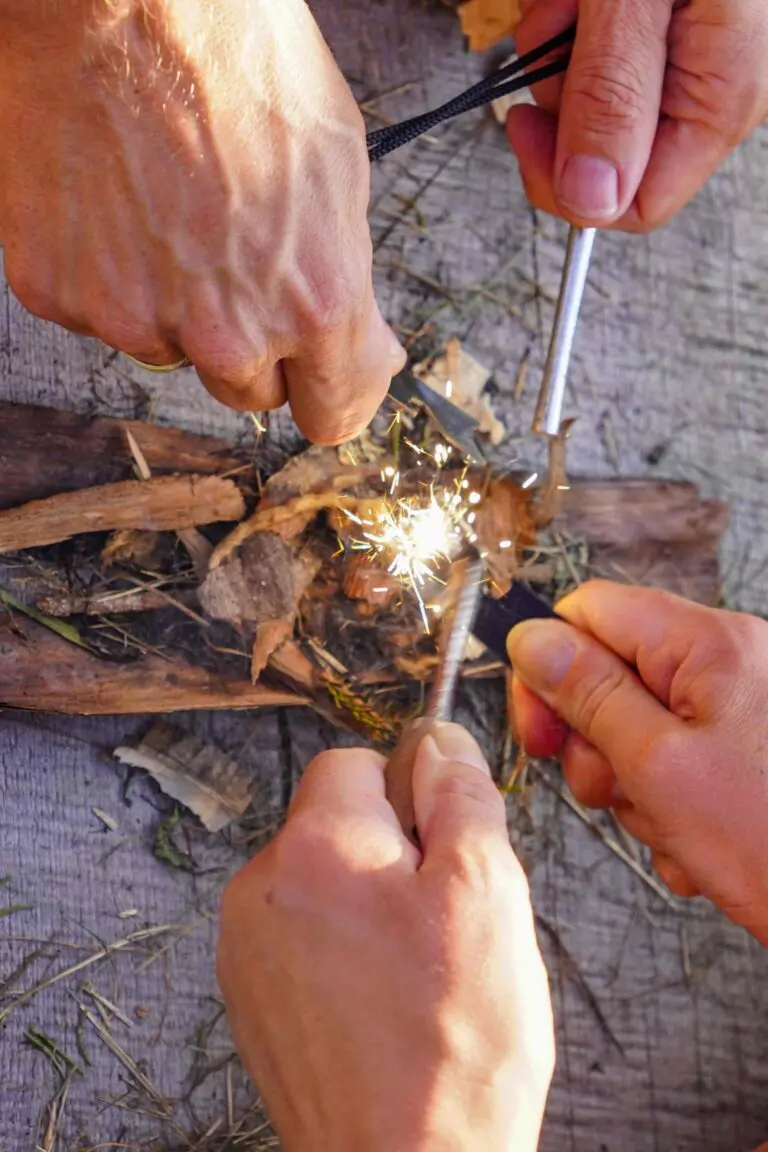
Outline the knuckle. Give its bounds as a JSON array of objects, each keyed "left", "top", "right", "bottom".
[
  {"left": 694, "top": 612, "right": 756, "bottom": 678},
  {"left": 98, "top": 313, "right": 157, "bottom": 354},
  {"left": 572, "top": 662, "right": 627, "bottom": 745},
  {"left": 568, "top": 54, "right": 647, "bottom": 134},
  {"left": 296, "top": 260, "right": 371, "bottom": 341},
  {"left": 432, "top": 770, "right": 504, "bottom": 816}
]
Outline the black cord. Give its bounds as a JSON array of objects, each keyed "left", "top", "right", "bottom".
[{"left": 366, "top": 24, "right": 574, "bottom": 162}]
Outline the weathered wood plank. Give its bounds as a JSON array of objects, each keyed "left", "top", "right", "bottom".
[
  {"left": 0, "top": 400, "right": 243, "bottom": 510},
  {"left": 0, "top": 618, "right": 305, "bottom": 715},
  {"left": 557, "top": 480, "right": 729, "bottom": 546},
  {"left": 0, "top": 474, "right": 245, "bottom": 553}
]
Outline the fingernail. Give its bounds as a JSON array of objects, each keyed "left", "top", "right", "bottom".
[
  {"left": 425, "top": 722, "right": 490, "bottom": 775},
  {"left": 557, "top": 155, "right": 619, "bottom": 220},
  {"left": 387, "top": 326, "right": 407, "bottom": 371},
  {"left": 506, "top": 621, "right": 576, "bottom": 690}
]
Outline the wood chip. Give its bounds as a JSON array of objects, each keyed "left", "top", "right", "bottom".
[
  {"left": 0, "top": 475, "right": 245, "bottom": 555},
  {"left": 114, "top": 722, "right": 255, "bottom": 833}
]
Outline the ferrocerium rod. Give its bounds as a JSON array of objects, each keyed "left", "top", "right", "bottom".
[
  {"left": 426, "top": 555, "right": 485, "bottom": 722},
  {"left": 533, "top": 225, "right": 596, "bottom": 437}
]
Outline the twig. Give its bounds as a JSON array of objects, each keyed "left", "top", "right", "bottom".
[
  {"left": 535, "top": 914, "right": 625, "bottom": 1057},
  {"left": 0, "top": 923, "right": 180, "bottom": 1025},
  {"left": 82, "top": 982, "right": 134, "bottom": 1028},
  {"left": 538, "top": 769, "right": 678, "bottom": 908},
  {"left": 80, "top": 1004, "right": 169, "bottom": 1111}
]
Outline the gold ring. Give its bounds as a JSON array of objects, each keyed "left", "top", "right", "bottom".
[{"left": 125, "top": 353, "right": 191, "bottom": 373}]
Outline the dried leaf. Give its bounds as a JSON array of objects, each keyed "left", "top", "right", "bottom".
[
  {"left": 101, "top": 529, "right": 162, "bottom": 570},
  {"left": 342, "top": 554, "right": 398, "bottom": 613},
  {"left": 251, "top": 618, "right": 294, "bottom": 683},
  {"left": 267, "top": 640, "right": 317, "bottom": 693},
  {"left": 115, "top": 722, "right": 256, "bottom": 833},
  {"left": 415, "top": 339, "right": 506, "bottom": 447},
  {"left": 458, "top": 0, "right": 521, "bottom": 50},
  {"left": 473, "top": 477, "right": 536, "bottom": 592},
  {"left": 201, "top": 533, "right": 320, "bottom": 627}
]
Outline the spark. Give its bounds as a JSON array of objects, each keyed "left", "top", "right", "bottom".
[
  {"left": 468, "top": 491, "right": 482, "bottom": 506},
  {"left": 445, "top": 379, "right": 454, "bottom": 399},
  {"left": 522, "top": 471, "right": 538, "bottom": 490},
  {"left": 433, "top": 442, "right": 452, "bottom": 467},
  {"left": 248, "top": 412, "right": 266, "bottom": 435},
  {"left": 358, "top": 488, "right": 468, "bottom": 633},
  {"left": 499, "top": 539, "right": 512, "bottom": 550}
]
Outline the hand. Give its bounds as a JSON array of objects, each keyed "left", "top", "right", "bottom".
[
  {"left": 0, "top": 0, "right": 404, "bottom": 443},
  {"left": 507, "top": 0, "right": 768, "bottom": 230},
  {"left": 217, "top": 723, "right": 554, "bottom": 1152},
  {"left": 507, "top": 581, "right": 768, "bottom": 944}
]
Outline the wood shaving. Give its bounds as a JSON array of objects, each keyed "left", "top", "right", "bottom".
[{"left": 114, "top": 722, "right": 256, "bottom": 833}]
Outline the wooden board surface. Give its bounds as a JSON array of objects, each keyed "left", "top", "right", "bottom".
[{"left": 1, "top": 0, "right": 768, "bottom": 1147}]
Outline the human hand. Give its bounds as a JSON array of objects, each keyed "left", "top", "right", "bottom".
[
  {"left": 507, "top": 581, "right": 768, "bottom": 943},
  {"left": 507, "top": 0, "right": 768, "bottom": 230},
  {"left": 217, "top": 723, "right": 554, "bottom": 1152},
  {"left": 0, "top": 0, "right": 403, "bottom": 443}
]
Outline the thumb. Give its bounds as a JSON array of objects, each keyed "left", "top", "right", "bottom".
[
  {"left": 412, "top": 722, "right": 509, "bottom": 859},
  {"left": 553, "top": 0, "right": 671, "bottom": 222},
  {"left": 506, "top": 618, "right": 678, "bottom": 773}
]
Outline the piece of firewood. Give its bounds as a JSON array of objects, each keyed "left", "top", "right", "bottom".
[
  {"left": 36, "top": 588, "right": 199, "bottom": 617},
  {"left": 551, "top": 480, "right": 728, "bottom": 606},
  {"left": 556, "top": 481, "right": 728, "bottom": 545},
  {"left": 0, "top": 475, "right": 245, "bottom": 555},
  {"left": 0, "top": 618, "right": 305, "bottom": 715},
  {"left": 0, "top": 401, "right": 243, "bottom": 511}
]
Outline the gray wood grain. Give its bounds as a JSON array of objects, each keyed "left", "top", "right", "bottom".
[{"left": 1, "top": 0, "right": 768, "bottom": 1146}]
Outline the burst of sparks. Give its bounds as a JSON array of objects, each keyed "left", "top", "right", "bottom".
[
  {"left": 359, "top": 494, "right": 463, "bottom": 630},
  {"left": 341, "top": 439, "right": 481, "bottom": 632}
]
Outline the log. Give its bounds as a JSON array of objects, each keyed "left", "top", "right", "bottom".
[
  {"left": 551, "top": 479, "right": 729, "bottom": 606},
  {"left": 0, "top": 475, "right": 246, "bottom": 554},
  {"left": 556, "top": 480, "right": 728, "bottom": 546},
  {"left": 0, "top": 401, "right": 243, "bottom": 511},
  {"left": 0, "top": 619, "right": 306, "bottom": 716}
]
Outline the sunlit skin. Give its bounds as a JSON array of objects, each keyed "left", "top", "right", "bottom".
[{"left": 3, "top": 0, "right": 768, "bottom": 1146}]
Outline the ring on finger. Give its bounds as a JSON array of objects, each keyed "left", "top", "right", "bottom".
[{"left": 125, "top": 353, "right": 191, "bottom": 373}]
